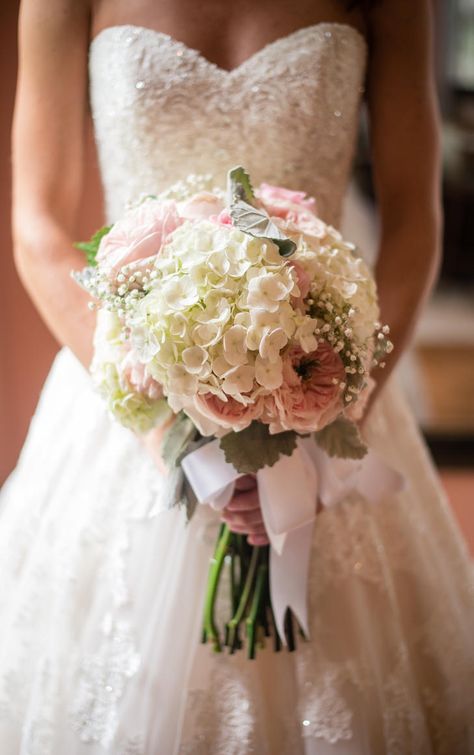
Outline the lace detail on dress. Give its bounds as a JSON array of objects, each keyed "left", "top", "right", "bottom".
[
  {"left": 119, "top": 735, "right": 146, "bottom": 755},
  {"left": 89, "top": 24, "right": 367, "bottom": 225},
  {"left": 299, "top": 667, "right": 353, "bottom": 743},
  {"left": 381, "top": 654, "right": 428, "bottom": 755},
  {"left": 179, "top": 660, "right": 255, "bottom": 755},
  {"left": 70, "top": 616, "right": 141, "bottom": 747}
]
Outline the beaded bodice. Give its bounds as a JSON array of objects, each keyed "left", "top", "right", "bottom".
[{"left": 89, "top": 23, "right": 367, "bottom": 225}]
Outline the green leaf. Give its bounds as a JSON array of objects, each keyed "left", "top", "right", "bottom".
[
  {"left": 74, "top": 224, "right": 113, "bottom": 267},
  {"left": 159, "top": 434, "right": 203, "bottom": 521},
  {"left": 227, "top": 166, "right": 256, "bottom": 205},
  {"left": 161, "top": 411, "right": 198, "bottom": 468},
  {"left": 314, "top": 418, "right": 367, "bottom": 460},
  {"left": 219, "top": 422, "right": 298, "bottom": 474},
  {"left": 230, "top": 200, "right": 297, "bottom": 257}
]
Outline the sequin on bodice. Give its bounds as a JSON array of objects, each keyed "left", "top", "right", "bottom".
[{"left": 89, "top": 23, "right": 367, "bottom": 225}]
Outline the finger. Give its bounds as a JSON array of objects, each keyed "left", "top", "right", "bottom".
[
  {"left": 234, "top": 475, "right": 257, "bottom": 492},
  {"left": 221, "top": 509, "right": 264, "bottom": 528},
  {"left": 226, "top": 523, "right": 268, "bottom": 537},
  {"left": 247, "top": 534, "right": 270, "bottom": 546},
  {"left": 225, "top": 490, "right": 260, "bottom": 512}
]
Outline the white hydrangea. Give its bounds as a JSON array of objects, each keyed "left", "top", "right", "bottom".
[
  {"left": 128, "top": 221, "right": 308, "bottom": 403},
  {"left": 91, "top": 310, "right": 171, "bottom": 432}
]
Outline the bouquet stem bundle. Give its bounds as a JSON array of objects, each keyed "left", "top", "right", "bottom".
[{"left": 202, "top": 524, "right": 301, "bottom": 659}]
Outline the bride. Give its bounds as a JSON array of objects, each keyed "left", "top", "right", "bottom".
[{"left": 2, "top": 0, "right": 473, "bottom": 752}]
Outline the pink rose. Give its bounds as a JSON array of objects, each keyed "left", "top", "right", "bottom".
[
  {"left": 194, "top": 392, "right": 265, "bottom": 432},
  {"left": 178, "top": 192, "right": 224, "bottom": 221},
  {"left": 211, "top": 208, "right": 233, "bottom": 226},
  {"left": 283, "top": 215, "right": 327, "bottom": 239},
  {"left": 121, "top": 351, "right": 164, "bottom": 401},
  {"left": 97, "top": 199, "right": 183, "bottom": 276},
  {"left": 256, "top": 182, "right": 317, "bottom": 224},
  {"left": 265, "top": 342, "right": 345, "bottom": 434}
]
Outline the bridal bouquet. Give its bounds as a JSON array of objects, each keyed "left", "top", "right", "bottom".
[{"left": 74, "top": 167, "right": 393, "bottom": 658}]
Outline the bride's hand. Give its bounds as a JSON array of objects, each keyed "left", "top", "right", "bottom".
[{"left": 221, "top": 475, "right": 270, "bottom": 546}]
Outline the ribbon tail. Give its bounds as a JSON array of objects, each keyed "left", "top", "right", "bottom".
[
  {"left": 270, "top": 522, "right": 313, "bottom": 643},
  {"left": 350, "top": 449, "right": 405, "bottom": 504},
  {"left": 256, "top": 440, "right": 318, "bottom": 644},
  {"left": 309, "top": 443, "right": 405, "bottom": 509}
]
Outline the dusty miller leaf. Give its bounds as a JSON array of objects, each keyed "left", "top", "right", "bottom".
[
  {"left": 219, "top": 422, "right": 298, "bottom": 474},
  {"left": 159, "top": 433, "right": 206, "bottom": 521},
  {"left": 74, "top": 224, "right": 112, "bottom": 267},
  {"left": 314, "top": 418, "right": 367, "bottom": 460},
  {"left": 227, "top": 166, "right": 256, "bottom": 205},
  {"left": 181, "top": 476, "right": 199, "bottom": 522},
  {"left": 230, "top": 200, "right": 296, "bottom": 257},
  {"left": 159, "top": 465, "right": 185, "bottom": 512},
  {"left": 161, "top": 411, "right": 198, "bottom": 468}
]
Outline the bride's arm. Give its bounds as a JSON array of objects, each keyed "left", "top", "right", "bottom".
[
  {"left": 12, "top": 0, "right": 266, "bottom": 543},
  {"left": 12, "top": 0, "right": 95, "bottom": 368},
  {"left": 363, "top": 0, "right": 442, "bottom": 417}
]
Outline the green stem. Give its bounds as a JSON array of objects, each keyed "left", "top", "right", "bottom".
[
  {"left": 257, "top": 547, "right": 271, "bottom": 637},
  {"left": 224, "top": 537, "right": 240, "bottom": 647},
  {"left": 246, "top": 562, "right": 268, "bottom": 659},
  {"left": 227, "top": 545, "right": 260, "bottom": 653},
  {"left": 203, "top": 524, "right": 232, "bottom": 652}
]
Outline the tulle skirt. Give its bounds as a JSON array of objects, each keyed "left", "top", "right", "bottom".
[{"left": 0, "top": 348, "right": 473, "bottom": 755}]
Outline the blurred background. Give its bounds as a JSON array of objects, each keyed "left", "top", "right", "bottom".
[{"left": 1, "top": 1, "right": 473, "bottom": 550}]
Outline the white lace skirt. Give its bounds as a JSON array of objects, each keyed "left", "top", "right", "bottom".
[{"left": 0, "top": 348, "right": 473, "bottom": 755}]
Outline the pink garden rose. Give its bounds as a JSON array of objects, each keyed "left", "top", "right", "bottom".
[
  {"left": 283, "top": 214, "right": 328, "bottom": 239},
  {"left": 178, "top": 192, "right": 224, "bottom": 221},
  {"left": 265, "top": 342, "right": 345, "bottom": 434},
  {"left": 212, "top": 208, "right": 233, "bottom": 226},
  {"left": 256, "top": 182, "right": 317, "bottom": 224},
  {"left": 97, "top": 199, "right": 183, "bottom": 275},
  {"left": 121, "top": 351, "right": 164, "bottom": 401},
  {"left": 194, "top": 392, "right": 265, "bottom": 432}
]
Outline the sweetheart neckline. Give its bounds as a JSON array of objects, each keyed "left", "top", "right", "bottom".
[{"left": 89, "top": 22, "right": 367, "bottom": 76}]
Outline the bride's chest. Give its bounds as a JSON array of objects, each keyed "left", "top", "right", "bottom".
[
  {"left": 88, "top": 23, "right": 367, "bottom": 224},
  {"left": 90, "top": 23, "right": 366, "bottom": 126}
]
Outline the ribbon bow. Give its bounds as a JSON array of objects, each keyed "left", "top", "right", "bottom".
[{"left": 181, "top": 435, "right": 404, "bottom": 642}]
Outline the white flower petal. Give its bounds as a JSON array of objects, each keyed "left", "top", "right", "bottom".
[{"left": 255, "top": 355, "right": 283, "bottom": 390}]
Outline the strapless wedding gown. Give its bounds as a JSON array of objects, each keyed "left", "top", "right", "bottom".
[{"left": 1, "top": 23, "right": 473, "bottom": 755}]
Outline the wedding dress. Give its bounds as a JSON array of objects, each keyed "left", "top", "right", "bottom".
[{"left": 1, "top": 23, "right": 473, "bottom": 755}]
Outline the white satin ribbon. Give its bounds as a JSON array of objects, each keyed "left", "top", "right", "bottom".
[{"left": 181, "top": 435, "right": 404, "bottom": 643}]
